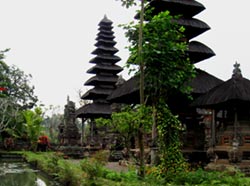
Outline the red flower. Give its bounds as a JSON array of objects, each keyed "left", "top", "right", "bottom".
[{"left": 0, "top": 87, "right": 7, "bottom": 91}]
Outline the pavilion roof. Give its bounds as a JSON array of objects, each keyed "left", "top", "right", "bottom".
[
  {"left": 192, "top": 63, "right": 250, "bottom": 108},
  {"left": 189, "top": 69, "right": 224, "bottom": 94},
  {"left": 107, "top": 76, "right": 140, "bottom": 104},
  {"left": 76, "top": 102, "right": 111, "bottom": 118},
  {"left": 108, "top": 69, "right": 223, "bottom": 104}
]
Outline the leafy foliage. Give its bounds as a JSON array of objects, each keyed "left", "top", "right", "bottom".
[
  {"left": 0, "top": 98, "right": 21, "bottom": 133},
  {"left": 0, "top": 49, "right": 39, "bottom": 138},
  {"left": 153, "top": 100, "right": 188, "bottom": 180},
  {"left": 116, "top": 0, "right": 137, "bottom": 8},
  {"left": 121, "top": 7, "right": 195, "bottom": 179},
  {"left": 96, "top": 105, "right": 152, "bottom": 151},
  {"left": 22, "top": 107, "right": 44, "bottom": 150},
  {"left": 0, "top": 49, "right": 38, "bottom": 109},
  {"left": 123, "top": 10, "right": 195, "bottom": 99},
  {"left": 23, "top": 151, "right": 250, "bottom": 186}
]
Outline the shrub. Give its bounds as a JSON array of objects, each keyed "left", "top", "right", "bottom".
[
  {"left": 80, "top": 158, "right": 104, "bottom": 180},
  {"left": 57, "top": 160, "right": 81, "bottom": 186}
]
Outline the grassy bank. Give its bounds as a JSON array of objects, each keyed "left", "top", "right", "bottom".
[
  {"left": 22, "top": 151, "right": 250, "bottom": 186},
  {"left": 22, "top": 151, "right": 163, "bottom": 186}
]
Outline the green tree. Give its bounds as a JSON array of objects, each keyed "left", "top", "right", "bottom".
[
  {"left": 96, "top": 105, "right": 152, "bottom": 154},
  {"left": 0, "top": 49, "right": 38, "bottom": 139},
  {"left": 121, "top": 8, "right": 195, "bottom": 178},
  {"left": 22, "top": 107, "right": 44, "bottom": 151},
  {"left": 0, "top": 98, "right": 20, "bottom": 133},
  {"left": 116, "top": 0, "right": 137, "bottom": 8},
  {"left": 42, "top": 112, "right": 63, "bottom": 144},
  {"left": 0, "top": 49, "right": 38, "bottom": 109},
  {"left": 118, "top": 0, "right": 147, "bottom": 176}
]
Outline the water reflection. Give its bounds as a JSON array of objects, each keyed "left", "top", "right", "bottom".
[{"left": 0, "top": 161, "right": 60, "bottom": 186}]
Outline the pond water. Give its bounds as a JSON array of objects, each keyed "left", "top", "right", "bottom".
[{"left": 0, "top": 160, "right": 60, "bottom": 186}]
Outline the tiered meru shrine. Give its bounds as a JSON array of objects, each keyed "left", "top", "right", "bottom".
[{"left": 73, "top": 0, "right": 250, "bottom": 165}]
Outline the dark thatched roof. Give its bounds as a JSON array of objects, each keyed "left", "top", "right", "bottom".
[
  {"left": 107, "top": 76, "right": 140, "bottom": 104},
  {"left": 147, "top": 0, "right": 205, "bottom": 18},
  {"left": 91, "top": 45, "right": 118, "bottom": 55},
  {"left": 190, "top": 69, "right": 223, "bottom": 94},
  {"left": 97, "top": 29, "right": 114, "bottom": 35},
  {"left": 98, "top": 15, "right": 112, "bottom": 26},
  {"left": 84, "top": 75, "right": 118, "bottom": 86},
  {"left": 89, "top": 55, "right": 121, "bottom": 64},
  {"left": 95, "top": 39, "right": 116, "bottom": 47},
  {"left": 76, "top": 102, "right": 111, "bottom": 118},
  {"left": 175, "top": 18, "right": 210, "bottom": 39},
  {"left": 108, "top": 69, "right": 223, "bottom": 104},
  {"left": 81, "top": 87, "right": 114, "bottom": 100},
  {"left": 192, "top": 64, "right": 250, "bottom": 108},
  {"left": 87, "top": 64, "right": 123, "bottom": 74},
  {"left": 96, "top": 33, "right": 115, "bottom": 40},
  {"left": 188, "top": 41, "right": 215, "bottom": 63}
]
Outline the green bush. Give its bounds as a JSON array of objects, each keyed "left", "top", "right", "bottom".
[
  {"left": 170, "top": 168, "right": 250, "bottom": 186},
  {"left": 57, "top": 161, "right": 81, "bottom": 186},
  {"left": 80, "top": 158, "right": 105, "bottom": 180}
]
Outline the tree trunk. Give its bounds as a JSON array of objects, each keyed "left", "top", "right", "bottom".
[
  {"left": 151, "top": 104, "right": 158, "bottom": 165},
  {"left": 138, "top": 0, "right": 145, "bottom": 177}
]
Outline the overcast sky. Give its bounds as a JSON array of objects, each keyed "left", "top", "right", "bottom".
[{"left": 0, "top": 1, "right": 249, "bottom": 114}]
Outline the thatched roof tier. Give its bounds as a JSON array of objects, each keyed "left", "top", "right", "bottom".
[
  {"left": 87, "top": 64, "right": 123, "bottom": 74},
  {"left": 96, "top": 33, "right": 115, "bottom": 40},
  {"left": 192, "top": 64, "right": 250, "bottom": 108},
  {"left": 98, "top": 29, "right": 114, "bottom": 35},
  {"left": 98, "top": 15, "right": 113, "bottom": 26},
  {"left": 145, "top": 0, "right": 205, "bottom": 18},
  {"left": 97, "top": 24, "right": 113, "bottom": 30},
  {"left": 89, "top": 55, "right": 121, "bottom": 64},
  {"left": 175, "top": 18, "right": 210, "bottom": 39},
  {"left": 91, "top": 45, "right": 118, "bottom": 55},
  {"left": 95, "top": 39, "right": 116, "bottom": 47},
  {"left": 188, "top": 41, "right": 215, "bottom": 63},
  {"left": 136, "top": 0, "right": 214, "bottom": 64},
  {"left": 107, "top": 76, "right": 140, "bottom": 104},
  {"left": 84, "top": 75, "right": 118, "bottom": 86},
  {"left": 190, "top": 69, "right": 224, "bottom": 94},
  {"left": 108, "top": 69, "right": 223, "bottom": 104},
  {"left": 81, "top": 87, "right": 114, "bottom": 100},
  {"left": 76, "top": 102, "right": 111, "bottom": 118}
]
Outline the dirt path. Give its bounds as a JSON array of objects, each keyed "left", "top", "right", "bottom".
[{"left": 68, "top": 159, "right": 128, "bottom": 172}]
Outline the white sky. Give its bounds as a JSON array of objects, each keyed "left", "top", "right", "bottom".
[{"left": 0, "top": 1, "right": 249, "bottom": 114}]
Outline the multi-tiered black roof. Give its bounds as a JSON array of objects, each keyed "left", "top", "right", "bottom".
[
  {"left": 108, "top": 0, "right": 219, "bottom": 103},
  {"left": 76, "top": 15, "right": 122, "bottom": 118},
  {"left": 147, "top": 0, "right": 215, "bottom": 63}
]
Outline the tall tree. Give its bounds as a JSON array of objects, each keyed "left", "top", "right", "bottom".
[
  {"left": 0, "top": 49, "right": 38, "bottom": 137},
  {"left": 0, "top": 49, "right": 38, "bottom": 109},
  {"left": 0, "top": 98, "right": 20, "bottom": 133},
  {"left": 120, "top": 4, "right": 195, "bottom": 178},
  {"left": 117, "top": 0, "right": 147, "bottom": 177}
]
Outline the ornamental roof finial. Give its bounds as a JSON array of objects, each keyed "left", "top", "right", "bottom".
[{"left": 232, "top": 61, "right": 242, "bottom": 79}]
